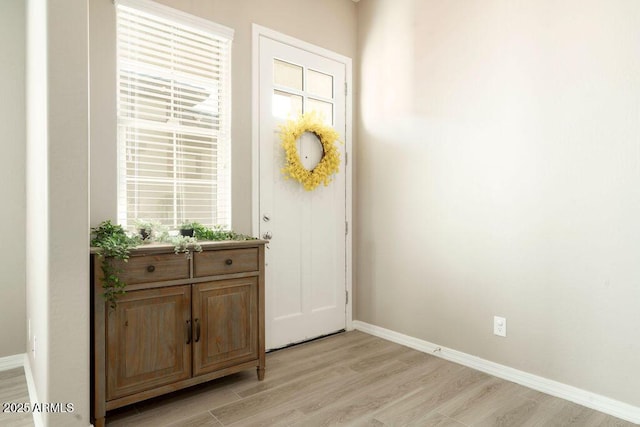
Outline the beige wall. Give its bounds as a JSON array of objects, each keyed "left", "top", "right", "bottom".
[
  {"left": 90, "top": 0, "right": 358, "bottom": 232},
  {"left": 0, "top": 0, "right": 26, "bottom": 358},
  {"left": 26, "top": 0, "right": 90, "bottom": 424},
  {"left": 356, "top": 0, "right": 640, "bottom": 407},
  {"left": 26, "top": 0, "right": 49, "bottom": 415}
]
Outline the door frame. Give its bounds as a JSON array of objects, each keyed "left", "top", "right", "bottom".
[{"left": 251, "top": 24, "right": 353, "bottom": 331}]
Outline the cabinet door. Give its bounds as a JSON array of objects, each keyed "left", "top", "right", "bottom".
[
  {"left": 192, "top": 278, "right": 258, "bottom": 376},
  {"left": 107, "top": 285, "right": 191, "bottom": 400}
]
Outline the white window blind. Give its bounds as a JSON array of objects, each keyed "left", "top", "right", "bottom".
[{"left": 116, "top": 0, "right": 233, "bottom": 229}]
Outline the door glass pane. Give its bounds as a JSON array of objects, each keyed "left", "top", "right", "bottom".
[
  {"left": 307, "top": 98, "right": 333, "bottom": 125},
  {"left": 274, "top": 59, "right": 303, "bottom": 91},
  {"left": 307, "top": 69, "right": 333, "bottom": 99},
  {"left": 273, "top": 90, "right": 302, "bottom": 119}
]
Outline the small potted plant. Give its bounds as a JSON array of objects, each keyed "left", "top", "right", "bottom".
[
  {"left": 134, "top": 219, "right": 155, "bottom": 240},
  {"left": 179, "top": 221, "right": 199, "bottom": 237}
]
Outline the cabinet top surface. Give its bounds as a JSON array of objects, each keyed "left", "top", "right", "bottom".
[{"left": 90, "top": 239, "right": 267, "bottom": 256}]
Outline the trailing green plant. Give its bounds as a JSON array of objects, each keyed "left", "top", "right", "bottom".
[
  {"left": 91, "top": 220, "right": 141, "bottom": 308},
  {"left": 190, "top": 222, "right": 210, "bottom": 237},
  {"left": 168, "top": 235, "right": 202, "bottom": 258},
  {"left": 193, "top": 223, "right": 256, "bottom": 241}
]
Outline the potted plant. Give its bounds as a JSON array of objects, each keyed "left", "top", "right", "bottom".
[
  {"left": 179, "top": 221, "right": 199, "bottom": 237},
  {"left": 134, "top": 219, "right": 162, "bottom": 241}
]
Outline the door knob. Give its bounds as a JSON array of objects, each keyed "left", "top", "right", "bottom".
[{"left": 262, "top": 231, "right": 273, "bottom": 240}]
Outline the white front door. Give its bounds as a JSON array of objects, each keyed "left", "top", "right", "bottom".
[{"left": 255, "top": 30, "right": 348, "bottom": 350}]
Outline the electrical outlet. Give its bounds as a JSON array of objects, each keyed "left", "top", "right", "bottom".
[{"left": 494, "top": 316, "right": 507, "bottom": 337}]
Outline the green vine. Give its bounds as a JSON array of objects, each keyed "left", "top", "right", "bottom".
[
  {"left": 193, "top": 223, "right": 256, "bottom": 241},
  {"left": 169, "top": 235, "right": 202, "bottom": 257},
  {"left": 91, "top": 220, "right": 140, "bottom": 308}
]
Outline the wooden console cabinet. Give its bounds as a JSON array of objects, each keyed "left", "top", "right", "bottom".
[{"left": 91, "top": 241, "right": 266, "bottom": 427}]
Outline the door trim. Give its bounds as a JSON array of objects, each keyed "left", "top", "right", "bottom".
[{"left": 251, "top": 24, "right": 353, "bottom": 331}]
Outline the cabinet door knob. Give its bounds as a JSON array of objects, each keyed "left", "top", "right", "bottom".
[
  {"left": 147, "top": 265, "right": 156, "bottom": 273},
  {"left": 186, "top": 320, "right": 192, "bottom": 344},
  {"left": 225, "top": 259, "right": 233, "bottom": 266}
]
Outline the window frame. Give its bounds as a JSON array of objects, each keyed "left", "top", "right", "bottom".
[{"left": 115, "top": 0, "right": 234, "bottom": 229}]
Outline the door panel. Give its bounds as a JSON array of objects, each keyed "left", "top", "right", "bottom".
[
  {"left": 258, "top": 35, "right": 347, "bottom": 349},
  {"left": 106, "top": 285, "right": 191, "bottom": 400},
  {"left": 192, "top": 279, "right": 258, "bottom": 376}
]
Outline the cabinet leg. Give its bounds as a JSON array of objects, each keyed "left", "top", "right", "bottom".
[
  {"left": 94, "top": 416, "right": 105, "bottom": 427},
  {"left": 257, "top": 366, "right": 265, "bottom": 381}
]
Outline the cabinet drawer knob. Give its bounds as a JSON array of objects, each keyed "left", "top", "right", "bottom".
[
  {"left": 225, "top": 259, "right": 233, "bottom": 266},
  {"left": 147, "top": 265, "right": 156, "bottom": 273}
]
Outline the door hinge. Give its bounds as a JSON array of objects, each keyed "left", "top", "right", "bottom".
[
  {"left": 345, "top": 221, "right": 349, "bottom": 235},
  {"left": 345, "top": 290, "right": 349, "bottom": 305},
  {"left": 345, "top": 82, "right": 348, "bottom": 95},
  {"left": 345, "top": 152, "right": 348, "bottom": 166}
]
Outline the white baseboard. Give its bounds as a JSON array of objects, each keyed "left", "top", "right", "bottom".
[
  {"left": 352, "top": 321, "right": 640, "bottom": 424},
  {"left": 0, "top": 353, "right": 25, "bottom": 371},
  {"left": 23, "top": 356, "right": 44, "bottom": 427}
]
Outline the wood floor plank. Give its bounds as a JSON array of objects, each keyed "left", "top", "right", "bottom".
[
  {"left": 210, "top": 364, "right": 354, "bottom": 425},
  {"left": 347, "top": 344, "right": 414, "bottom": 373},
  {"left": 226, "top": 406, "right": 306, "bottom": 427},
  {"left": 265, "top": 331, "right": 374, "bottom": 367},
  {"left": 164, "top": 412, "right": 221, "bottom": 427},
  {"left": 354, "top": 418, "right": 387, "bottom": 427},
  {"left": 0, "top": 413, "right": 34, "bottom": 427},
  {"left": 473, "top": 395, "right": 545, "bottom": 427},
  {"left": 404, "top": 411, "right": 468, "bottom": 427},
  {"left": 362, "top": 364, "right": 485, "bottom": 426},
  {"left": 106, "top": 379, "right": 240, "bottom": 426},
  {"left": 296, "top": 359, "right": 425, "bottom": 415},
  {"left": 437, "top": 377, "right": 529, "bottom": 424},
  {"left": 547, "top": 401, "right": 614, "bottom": 426},
  {"left": 227, "top": 356, "right": 422, "bottom": 426},
  {"left": 589, "top": 412, "right": 639, "bottom": 427},
  {"left": 0, "top": 368, "right": 33, "bottom": 427},
  {"left": 297, "top": 358, "right": 477, "bottom": 425},
  {"left": 514, "top": 398, "right": 633, "bottom": 427},
  {"left": 235, "top": 335, "right": 397, "bottom": 399}
]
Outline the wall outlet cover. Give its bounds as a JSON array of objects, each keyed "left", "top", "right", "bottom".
[{"left": 494, "top": 316, "right": 507, "bottom": 337}]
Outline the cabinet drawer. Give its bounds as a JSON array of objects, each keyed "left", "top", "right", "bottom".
[
  {"left": 115, "top": 254, "right": 190, "bottom": 285},
  {"left": 194, "top": 248, "right": 258, "bottom": 277}
]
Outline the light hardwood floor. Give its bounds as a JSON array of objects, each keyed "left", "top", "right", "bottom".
[
  {"left": 102, "top": 331, "right": 635, "bottom": 426},
  {"left": 0, "top": 332, "right": 632, "bottom": 426},
  {"left": 0, "top": 367, "right": 34, "bottom": 427}
]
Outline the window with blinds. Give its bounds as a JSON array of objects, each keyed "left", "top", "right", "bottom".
[{"left": 116, "top": 0, "right": 233, "bottom": 229}]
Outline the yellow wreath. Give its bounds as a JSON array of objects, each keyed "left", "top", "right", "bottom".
[{"left": 279, "top": 112, "right": 341, "bottom": 191}]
